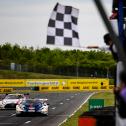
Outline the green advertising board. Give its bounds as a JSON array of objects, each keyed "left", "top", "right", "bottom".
[{"left": 89, "top": 99, "right": 104, "bottom": 111}]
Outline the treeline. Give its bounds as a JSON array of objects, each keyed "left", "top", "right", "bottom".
[{"left": 0, "top": 43, "right": 116, "bottom": 78}]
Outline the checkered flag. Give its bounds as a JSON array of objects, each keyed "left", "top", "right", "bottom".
[{"left": 47, "top": 3, "right": 80, "bottom": 47}]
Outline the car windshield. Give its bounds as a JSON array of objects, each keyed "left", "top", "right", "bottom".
[
  {"left": 5, "top": 95, "right": 24, "bottom": 99},
  {"left": 22, "top": 99, "right": 41, "bottom": 104}
]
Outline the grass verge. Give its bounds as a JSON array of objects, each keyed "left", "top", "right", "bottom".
[
  {"left": 60, "top": 91, "right": 114, "bottom": 126},
  {"left": 0, "top": 70, "right": 107, "bottom": 79},
  {"left": 0, "top": 70, "right": 79, "bottom": 79}
]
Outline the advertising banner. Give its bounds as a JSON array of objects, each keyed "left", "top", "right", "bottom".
[{"left": 0, "top": 79, "right": 112, "bottom": 92}]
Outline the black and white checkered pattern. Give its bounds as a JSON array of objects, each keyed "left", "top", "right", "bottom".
[{"left": 47, "top": 3, "right": 80, "bottom": 47}]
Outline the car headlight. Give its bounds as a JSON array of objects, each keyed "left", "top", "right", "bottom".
[
  {"left": 2, "top": 100, "right": 6, "bottom": 105},
  {"left": 18, "top": 104, "right": 25, "bottom": 110}
]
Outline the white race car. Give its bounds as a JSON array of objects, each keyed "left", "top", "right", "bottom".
[
  {"left": 0, "top": 94, "right": 26, "bottom": 109},
  {"left": 16, "top": 99, "right": 49, "bottom": 116}
]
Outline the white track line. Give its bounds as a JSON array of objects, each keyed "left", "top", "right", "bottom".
[
  {"left": 52, "top": 107, "right": 56, "bottom": 110},
  {"left": 10, "top": 113, "right": 16, "bottom": 117},
  {"left": 25, "top": 121, "right": 31, "bottom": 124},
  {"left": 58, "top": 92, "right": 96, "bottom": 126},
  {"left": 66, "top": 99, "right": 70, "bottom": 101},
  {"left": 60, "top": 102, "right": 63, "bottom": 105}
]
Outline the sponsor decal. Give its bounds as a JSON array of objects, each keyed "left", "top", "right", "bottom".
[
  {"left": 41, "top": 87, "right": 49, "bottom": 90},
  {"left": 27, "top": 81, "right": 59, "bottom": 86},
  {"left": 0, "top": 88, "right": 13, "bottom": 93},
  {"left": 101, "top": 86, "right": 107, "bottom": 89},
  {"left": 73, "top": 86, "right": 80, "bottom": 89},
  {"left": 62, "top": 86, "right": 70, "bottom": 89},
  {"left": 0, "top": 79, "right": 25, "bottom": 87},
  {"left": 51, "top": 87, "right": 59, "bottom": 89},
  {"left": 83, "top": 86, "right": 90, "bottom": 89},
  {"left": 92, "top": 86, "right": 98, "bottom": 89}
]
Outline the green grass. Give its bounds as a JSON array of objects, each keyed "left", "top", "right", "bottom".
[
  {"left": 60, "top": 92, "right": 114, "bottom": 126},
  {"left": 0, "top": 70, "right": 80, "bottom": 79},
  {"left": 0, "top": 70, "right": 105, "bottom": 79}
]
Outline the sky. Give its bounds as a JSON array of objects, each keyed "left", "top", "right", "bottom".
[{"left": 0, "top": 0, "right": 118, "bottom": 50}]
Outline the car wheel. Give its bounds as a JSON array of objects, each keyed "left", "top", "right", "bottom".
[
  {"left": 16, "top": 112, "right": 22, "bottom": 117},
  {"left": 16, "top": 113, "right": 21, "bottom": 117},
  {"left": 45, "top": 113, "right": 48, "bottom": 116},
  {"left": 40, "top": 112, "right": 48, "bottom": 116}
]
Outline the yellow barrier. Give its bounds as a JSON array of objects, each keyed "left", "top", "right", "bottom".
[
  {"left": 0, "top": 79, "right": 26, "bottom": 87},
  {"left": 0, "top": 88, "right": 13, "bottom": 93},
  {"left": 26, "top": 79, "right": 65, "bottom": 86},
  {"left": 0, "top": 79, "right": 113, "bottom": 92},
  {"left": 25, "top": 79, "right": 109, "bottom": 85},
  {"left": 68, "top": 79, "right": 109, "bottom": 86},
  {"left": 39, "top": 85, "right": 113, "bottom": 92}
]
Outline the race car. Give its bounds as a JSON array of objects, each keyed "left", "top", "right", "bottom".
[
  {"left": 0, "top": 94, "right": 26, "bottom": 109},
  {"left": 16, "top": 99, "right": 49, "bottom": 116}
]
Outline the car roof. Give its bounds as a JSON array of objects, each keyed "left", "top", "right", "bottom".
[
  {"left": 22, "top": 98, "right": 47, "bottom": 102},
  {"left": 7, "top": 94, "right": 24, "bottom": 96}
]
